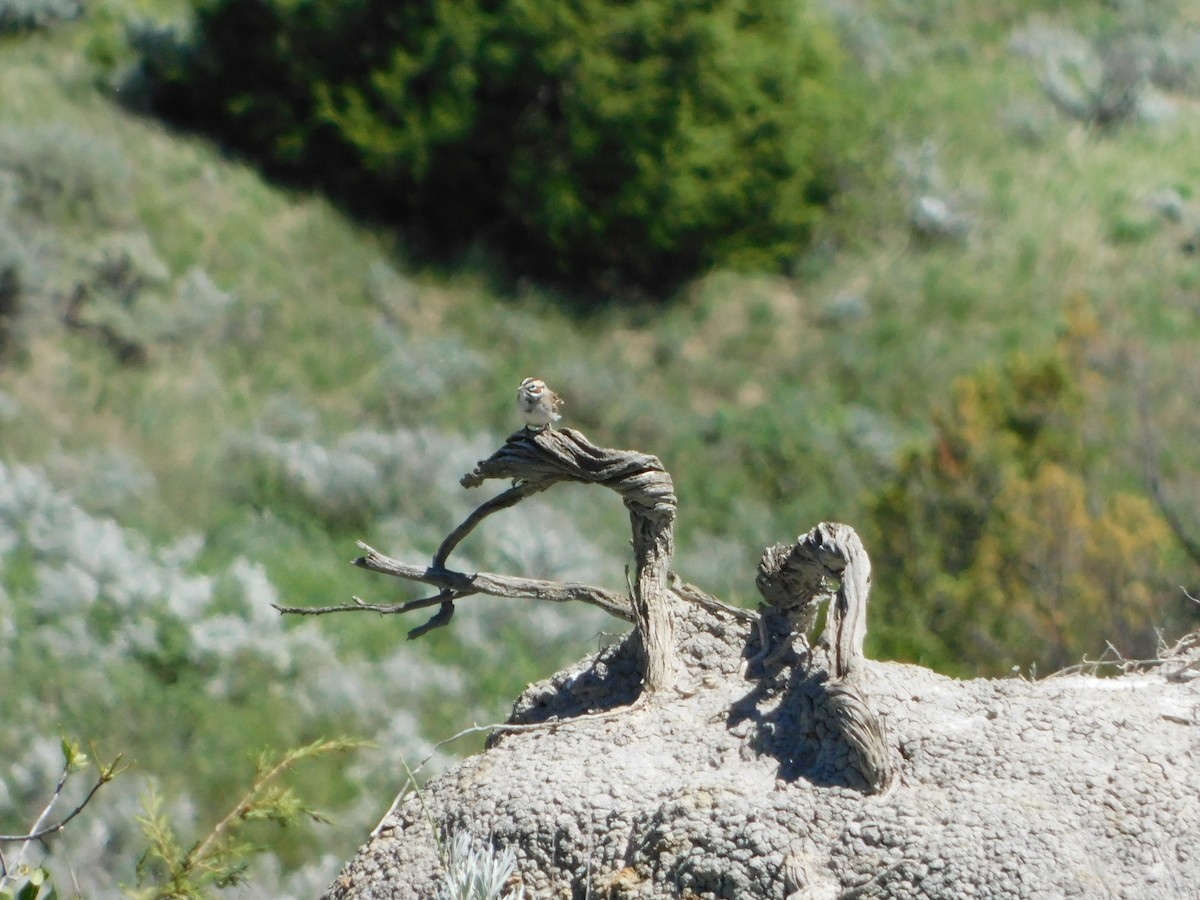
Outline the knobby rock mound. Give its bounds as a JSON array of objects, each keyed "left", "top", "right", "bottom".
[
  {"left": 304, "top": 432, "right": 1198, "bottom": 898},
  {"left": 322, "top": 605, "right": 1200, "bottom": 898}
]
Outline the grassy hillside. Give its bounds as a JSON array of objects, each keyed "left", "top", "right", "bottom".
[{"left": 1, "top": 0, "right": 1199, "bottom": 894}]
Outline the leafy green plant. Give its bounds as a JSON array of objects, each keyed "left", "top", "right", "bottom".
[
  {"left": 0, "top": 736, "right": 123, "bottom": 900},
  {"left": 125, "top": 737, "right": 365, "bottom": 899},
  {"left": 0, "top": 867, "right": 55, "bottom": 900}
]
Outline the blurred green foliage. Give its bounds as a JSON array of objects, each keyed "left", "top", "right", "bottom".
[
  {"left": 144, "top": 0, "right": 872, "bottom": 293},
  {"left": 126, "top": 737, "right": 363, "bottom": 899},
  {"left": 867, "top": 302, "right": 1177, "bottom": 675}
]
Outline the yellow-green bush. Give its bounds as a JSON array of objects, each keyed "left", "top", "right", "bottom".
[{"left": 866, "top": 308, "right": 1175, "bottom": 675}]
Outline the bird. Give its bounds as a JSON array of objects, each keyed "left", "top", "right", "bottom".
[{"left": 517, "top": 377, "right": 563, "bottom": 430}]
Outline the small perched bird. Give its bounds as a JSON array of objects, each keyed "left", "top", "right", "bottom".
[{"left": 517, "top": 376, "right": 563, "bottom": 430}]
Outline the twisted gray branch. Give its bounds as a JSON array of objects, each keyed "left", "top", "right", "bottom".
[
  {"left": 756, "top": 522, "right": 890, "bottom": 792},
  {"left": 270, "top": 541, "right": 634, "bottom": 634},
  {"left": 462, "top": 428, "right": 678, "bottom": 691},
  {"left": 274, "top": 427, "right": 678, "bottom": 690}
]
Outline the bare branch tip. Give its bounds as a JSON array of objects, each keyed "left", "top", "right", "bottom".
[{"left": 353, "top": 541, "right": 383, "bottom": 565}]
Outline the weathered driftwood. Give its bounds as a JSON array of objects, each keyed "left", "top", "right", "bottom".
[
  {"left": 273, "top": 541, "right": 634, "bottom": 628},
  {"left": 757, "top": 522, "right": 871, "bottom": 676},
  {"left": 459, "top": 427, "right": 679, "bottom": 692},
  {"left": 755, "top": 523, "right": 891, "bottom": 793},
  {"left": 274, "top": 427, "right": 680, "bottom": 691}
]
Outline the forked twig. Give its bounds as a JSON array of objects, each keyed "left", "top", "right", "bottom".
[
  {"left": 271, "top": 543, "right": 634, "bottom": 638},
  {"left": 0, "top": 750, "right": 124, "bottom": 886}
]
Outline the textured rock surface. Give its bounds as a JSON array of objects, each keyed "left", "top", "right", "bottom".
[{"left": 322, "top": 606, "right": 1200, "bottom": 899}]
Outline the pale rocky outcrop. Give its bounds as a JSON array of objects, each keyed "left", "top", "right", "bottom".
[
  {"left": 310, "top": 429, "right": 1199, "bottom": 899},
  {"left": 322, "top": 608, "right": 1200, "bottom": 899}
]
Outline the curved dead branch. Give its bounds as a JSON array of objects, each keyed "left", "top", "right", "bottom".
[
  {"left": 461, "top": 428, "right": 678, "bottom": 691},
  {"left": 275, "top": 427, "right": 679, "bottom": 691},
  {"left": 756, "top": 522, "right": 891, "bottom": 792},
  {"left": 757, "top": 522, "right": 871, "bottom": 679}
]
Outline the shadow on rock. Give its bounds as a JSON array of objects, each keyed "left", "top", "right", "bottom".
[
  {"left": 490, "top": 633, "right": 643, "bottom": 742},
  {"left": 730, "top": 621, "right": 884, "bottom": 793}
]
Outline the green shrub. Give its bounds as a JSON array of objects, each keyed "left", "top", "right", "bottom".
[
  {"left": 146, "top": 0, "right": 872, "bottom": 293},
  {"left": 864, "top": 304, "right": 1177, "bottom": 675},
  {"left": 0, "top": 123, "right": 132, "bottom": 227},
  {"left": 0, "top": 0, "right": 79, "bottom": 34}
]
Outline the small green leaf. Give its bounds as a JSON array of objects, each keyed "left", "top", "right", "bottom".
[{"left": 59, "top": 735, "right": 86, "bottom": 771}]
